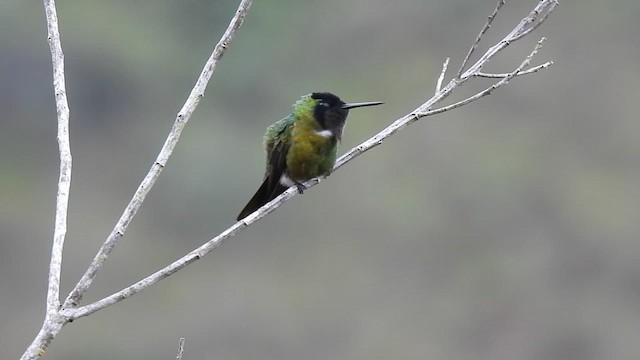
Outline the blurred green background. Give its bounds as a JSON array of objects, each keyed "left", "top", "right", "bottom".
[{"left": 2, "top": 0, "right": 639, "bottom": 359}]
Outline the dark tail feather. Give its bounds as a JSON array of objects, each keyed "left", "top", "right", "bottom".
[{"left": 237, "top": 177, "right": 288, "bottom": 221}]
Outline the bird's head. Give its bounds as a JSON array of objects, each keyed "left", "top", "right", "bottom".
[{"left": 297, "top": 92, "right": 383, "bottom": 138}]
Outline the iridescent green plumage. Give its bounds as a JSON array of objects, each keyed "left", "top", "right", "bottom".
[{"left": 237, "top": 92, "right": 382, "bottom": 220}]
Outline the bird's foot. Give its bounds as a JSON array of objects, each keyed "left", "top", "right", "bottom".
[{"left": 294, "top": 181, "right": 306, "bottom": 194}]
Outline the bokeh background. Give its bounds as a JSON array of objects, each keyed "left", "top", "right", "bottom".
[{"left": 2, "top": 0, "right": 639, "bottom": 359}]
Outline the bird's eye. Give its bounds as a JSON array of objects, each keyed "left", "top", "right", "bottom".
[{"left": 319, "top": 102, "right": 329, "bottom": 108}]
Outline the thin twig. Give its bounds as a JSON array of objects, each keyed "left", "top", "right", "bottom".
[
  {"left": 475, "top": 61, "right": 552, "bottom": 78},
  {"left": 44, "top": 0, "right": 71, "bottom": 317},
  {"left": 423, "top": 38, "right": 546, "bottom": 117},
  {"left": 511, "top": 0, "right": 558, "bottom": 42},
  {"left": 435, "top": 57, "right": 450, "bottom": 93},
  {"left": 456, "top": 0, "right": 505, "bottom": 78},
  {"left": 62, "top": 0, "right": 253, "bottom": 310},
  {"left": 176, "top": 338, "right": 186, "bottom": 360},
  {"left": 62, "top": 0, "right": 557, "bottom": 322},
  {"left": 460, "top": 0, "right": 557, "bottom": 79}
]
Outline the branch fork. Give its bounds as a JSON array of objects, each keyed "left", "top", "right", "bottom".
[{"left": 24, "top": 1, "right": 557, "bottom": 359}]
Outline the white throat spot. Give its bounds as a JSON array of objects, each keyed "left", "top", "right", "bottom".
[{"left": 314, "top": 129, "right": 333, "bottom": 138}]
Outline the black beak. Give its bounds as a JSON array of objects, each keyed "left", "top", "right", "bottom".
[{"left": 342, "top": 101, "right": 384, "bottom": 110}]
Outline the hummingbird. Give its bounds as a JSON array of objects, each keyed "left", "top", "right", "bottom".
[{"left": 236, "top": 92, "right": 383, "bottom": 220}]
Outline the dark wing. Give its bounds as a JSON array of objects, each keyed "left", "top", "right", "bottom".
[{"left": 236, "top": 120, "right": 292, "bottom": 221}]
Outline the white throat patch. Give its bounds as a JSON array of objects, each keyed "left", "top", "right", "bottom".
[{"left": 314, "top": 129, "right": 334, "bottom": 138}]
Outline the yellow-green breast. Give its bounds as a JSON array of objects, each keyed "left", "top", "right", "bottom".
[{"left": 286, "top": 110, "right": 338, "bottom": 181}]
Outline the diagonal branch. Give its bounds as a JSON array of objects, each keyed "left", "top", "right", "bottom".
[
  {"left": 510, "top": 0, "right": 557, "bottom": 42},
  {"left": 435, "top": 57, "right": 450, "bottom": 94},
  {"left": 67, "top": 219, "right": 247, "bottom": 318},
  {"left": 44, "top": 0, "right": 71, "bottom": 319},
  {"left": 475, "top": 61, "right": 553, "bottom": 78},
  {"left": 336, "top": 3, "right": 556, "bottom": 169},
  {"left": 61, "top": 0, "right": 558, "bottom": 321},
  {"left": 22, "top": 1, "right": 254, "bottom": 359},
  {"left": 423, "top": 38, "right": 547, "bottom": 117},
  {"left": 457, "top": 0, "right": 505, "bottom": 78},
  {"left": 460, "top": 0, "right": 558, "bottom": 79},
  {"left": 62, "top": 0, "right": 253, "bottom": 310}
]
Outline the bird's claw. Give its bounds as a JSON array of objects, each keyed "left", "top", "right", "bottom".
[{"left": 294, "top": 182, "right": 306, "bottom": 194}]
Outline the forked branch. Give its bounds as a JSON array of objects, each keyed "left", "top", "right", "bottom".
[
  {"left": 62, "top": 0, "right": 253, "bottom": 310},
  {"left": 26, "top": 0, "right": 557, "bottom": 359},
  {"left": 21, "top": 1, "right": 253, "bottom": 359},
  {"left": 65, "top": 0, "right": 557, "bottom": 321}
]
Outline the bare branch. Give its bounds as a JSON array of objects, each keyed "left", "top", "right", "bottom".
[
  {"left": 254, "top": 1, "right": 557, "bottom": 209},
  {"left": 460, "top": 0, "right": 557, "bottom": 79},
  {"left": 475, "top": 61, "right": 553, "bottom": 78},
  {"left": 435, "top": 57, "right": 450, "bottom": 93},
  {"left": 43, "top": 0, "right": 71, "bottom": 317},
  {"left": 456, "top": 0, "right": 505, "bottom": 78},
  {"left": 22, "top": 1, "right": 254, "bottom": 359},
  {"left": 62, "top": 0, "right": 557, "bottom": 322},
  {"left": 62, "top": 0, "right": 254, "bottom": 310},
  {"left": 23, "top": 1, "right": 556, "bottom": 358},
  {"left": 176, "top": 338, "right": 186, "bottom": 360},
  {"left": 423, "top": 38, "right": 547, "bottom": 117},
  {"left": 67, "top": 219, "right": 249, "bottom": 318},
  {"left": 511, "top": 0, "right": 558, "bottom": 41},
  {"left": 20, "top": 2, "right": 73, "bottom": 359}
]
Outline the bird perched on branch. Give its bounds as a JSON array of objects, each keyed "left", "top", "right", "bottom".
[{"left": 237, "top": 92, "right": 383, "bottom": 220}]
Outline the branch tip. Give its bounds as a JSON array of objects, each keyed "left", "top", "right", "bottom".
[
  {"left": 176, "top": 338, "right": 186, "bottom": 360},
  {"left": 435, "top": 57, "right": 450, "bottom": 93}
]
